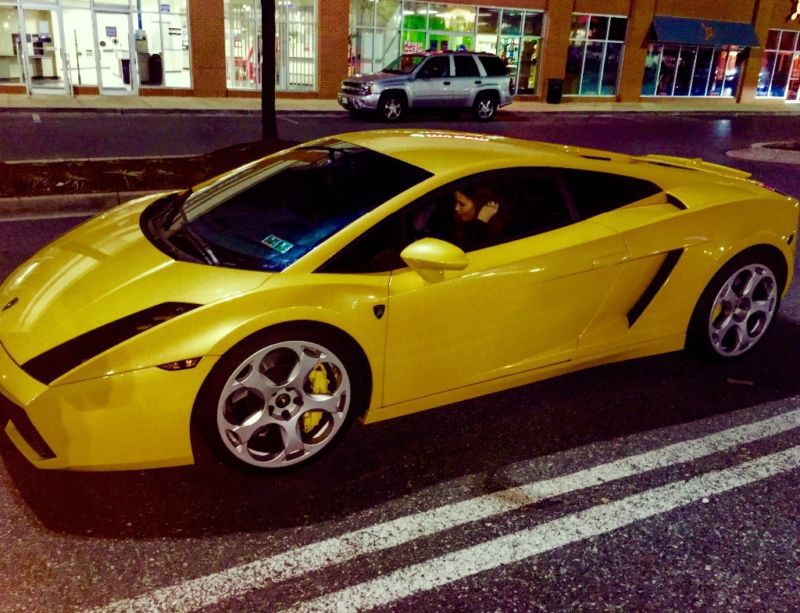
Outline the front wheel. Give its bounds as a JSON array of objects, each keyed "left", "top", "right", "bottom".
[
  {"left": 378, "top": 92, "right": 406, "bottom": 122},
  {"left": 195, "top": 330, "right": 358, "bottom": 472},
  {"left": 472, "top": 93, "right": 498, "bottom": 121},
  {"left": 688, "top": 252, "right": 782, "bottom": 359}
]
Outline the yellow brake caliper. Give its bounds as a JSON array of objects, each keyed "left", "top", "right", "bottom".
[{"left": 303, "top": 364, "right": 330, "bottom": 432}]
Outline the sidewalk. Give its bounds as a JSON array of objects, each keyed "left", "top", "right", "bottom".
[{"left": 1, "top": 92, "right": 799, "bottom": 114}]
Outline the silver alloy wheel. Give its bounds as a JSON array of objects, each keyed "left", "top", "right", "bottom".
[
  {"left": 475, "top": 97, "right": 496, "bottom": 120},
  {"left": 707, "top": 263, "right": 777, "bottom": 357},
  {"left": 382, "top": 97, "right": 403, "bottom": 120},
  {"left": 216, "top": 340, "right": 351, "bottom": 468}
]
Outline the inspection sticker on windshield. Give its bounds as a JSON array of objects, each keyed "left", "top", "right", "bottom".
[{"left": 261, "top": 234, "right": 294, "bottom": 254}]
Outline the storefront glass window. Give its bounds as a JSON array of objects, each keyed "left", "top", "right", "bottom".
[
  {"left": 0, "top": 6, "right": 22, "bottom": 84},
  {"left": 643, "top": 43, "right": 744, "bottom": 98},
  {"left": 477, "top": 8, "right": 498, "bottom": 35},
  {"left": 757, "top": 29, "right": 800, "bottom": 99},
  {"left": 225, "top": 0, "right": 317, "bottom": 92},
  {"left": 565, "top": 13, "right": 627, "bottom": 96},
  {"left": 134, "top": 0, "right": 190, "bottom": 88},
  {"left": 350, "top": 2, "right": 543, "bottom": 95},
  {"left": 63, "top": 8, "right": 97, "bottom": 87}
]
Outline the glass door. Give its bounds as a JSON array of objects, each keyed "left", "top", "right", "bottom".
[
  {"left": 788, "top": 54, "right": 800, "bottom": 102},
  {"left": 20, "top": 7, "right": 70, "bottom": 94},
  {"left": 94, "top": 10, "right": 136, "bottom": 94}
]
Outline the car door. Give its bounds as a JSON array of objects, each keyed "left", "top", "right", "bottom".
[
  {"left": 381, "top": 169, "right": 629, "bottom": 407},
  {"left": 412, "top": 55, "right": 453, "bottom": 107},
  {"left": 451, "top": 54, "right": 482, "bottom": 106}
]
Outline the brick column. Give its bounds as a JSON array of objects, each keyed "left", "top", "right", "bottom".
[
  {"left": 539, "top": 0, "right": 574, "bottom": 98},
  {"left": 617, "top": 0, "right": 656, "bottom": 102},
  {"left": 317, "top": 0, "right": 350, "bottom": 99},
  {"left": 189, "top": 0, "right": 227, "bottom": 97}
]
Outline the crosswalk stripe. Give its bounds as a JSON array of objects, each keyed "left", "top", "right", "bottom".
[
  {"left": 92, "top": 408, "right": 800, "bottom": 613},
  {"left": 289, "top": 444, "right": 800, "bottom": 612}
]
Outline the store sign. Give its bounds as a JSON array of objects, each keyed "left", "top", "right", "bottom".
[
  {"left": 105, "top": 26, "right": 117, "bottom": 38},
  {"left": 790, "top": 0, "right": 800, "bottom": 22},
  {"left": 699, "top": 22, "right": 716, "bottom": 41}
]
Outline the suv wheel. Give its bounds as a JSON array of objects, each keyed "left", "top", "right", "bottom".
[
  {"left": 378, "top": 92, "right": 406, "bottom": 122},
  {"left": 473, "top": 93, "right": 498, "bottom": 121}
]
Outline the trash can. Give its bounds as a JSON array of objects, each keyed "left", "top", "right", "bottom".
[
  {"left": 546, "top": 78, "right": 563, "bottom": 104},
  {"left": 148, "top": 54, "right": 163, "bottom": 86}
]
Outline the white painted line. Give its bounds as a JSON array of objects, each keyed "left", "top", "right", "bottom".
[
  {"left": 278, "top": 116, "right": 300, "bottom": 124},
  {"left": 291, "top": 444, "right": 800, "bottom": 612},
  {"left": 92, "top": 409, "right": 800, "bottom": 613},
  {"left": 32, "top": 113, "right": 41, "bottom": 123}
]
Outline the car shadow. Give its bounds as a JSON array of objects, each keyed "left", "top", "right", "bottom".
[{"left": 3, "top": 315, "right": 800, "bottom": 539}]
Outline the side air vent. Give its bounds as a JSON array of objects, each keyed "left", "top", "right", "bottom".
[
  {"left": 581, "top": 155, "right": 612, "bottom": 161},
  {"left": 627, "top": 250, "right": 683, "bottom": 327},
  {"left": 22, "top": 302, "right": 200, "bottom": 384},
  {"left": 666, "top": 193, "right": 688, "bottom": 210}
]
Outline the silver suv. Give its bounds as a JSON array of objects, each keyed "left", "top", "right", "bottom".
[{"left": 338, "top": 52, "right": 513, "bottom": 122}]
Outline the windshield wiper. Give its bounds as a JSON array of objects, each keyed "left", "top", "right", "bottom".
[
  {"left": 162, "top": 188, "right": 193, "bottom": 230},
  {"left": 160, "top": 188, "right": 220, "bottom": 266}
]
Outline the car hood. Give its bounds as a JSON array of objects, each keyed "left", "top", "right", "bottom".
[
  {"left": 347, "top": 71, "right": 408, "bottom": 85},
  {"left": 0, "top": 197, "right": 269, "bottom": 364}
]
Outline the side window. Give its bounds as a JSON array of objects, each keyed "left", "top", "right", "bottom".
[
  {"left": 407, "top": 169, "right": 575, "bottom": 253},
  {"left": 477, "top": 55, "right": 508, "bottom": 77},
  {"left": 454, "top": 55, "right": 481, "bottom": 77},
  {"left": 418, "top": 56, "right": 451, "bottom": 79},
  {"left": 319, "top": 168, "right": 578, "bottom": 272},
  {"left": 559, "top": 169, "right": 662, "bottom": 219}
]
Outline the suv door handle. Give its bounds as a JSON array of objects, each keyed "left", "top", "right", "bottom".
[
  {"left": 443, "top": 81, "right": 451, "bottom": 86},
  {"left": 475, "top": 80, "right": 482, "bottom": 84}
]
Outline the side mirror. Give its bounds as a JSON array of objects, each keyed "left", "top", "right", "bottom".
[{"left": 400, "top": 238, "right": 468, "bottom": 283}]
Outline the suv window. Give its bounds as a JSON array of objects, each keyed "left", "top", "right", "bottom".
[
  {"left": 454, "top": 55, "right": 481, "bottom": 77},
  {"left": 418, "top": 56, "right": 450, "bottom": 79},
  {"left": 559, "top": 169, "right": 662, "bottom": 219},
  {"left": 477, "top": 55, "right": 508, "bottom": 77}
]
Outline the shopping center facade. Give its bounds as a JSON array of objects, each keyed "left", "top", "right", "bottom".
[{"left": 0, "top": 0, "right": 798, "bottom": 104}]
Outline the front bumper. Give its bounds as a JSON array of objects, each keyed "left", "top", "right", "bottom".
[
  {"left": 337, "top": 92, "right": 381, "bottom": 112},
  {"left": 0, "top": 340, "right": 217, "bottom": 470}
]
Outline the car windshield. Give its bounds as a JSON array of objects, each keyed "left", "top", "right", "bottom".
[
  {"left": 383, "top": 54, "right": 425, "bottom": 74},
  {"left": 145, "top": 140, "right": 431, "bottom": 272}
]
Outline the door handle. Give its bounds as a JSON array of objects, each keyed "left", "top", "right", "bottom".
[
  {"left": 475, "top": 80, "right": 482, "bottom": 84},
  {"left": 443, "top": 81, "right": 451, "bottom": 86},
  {"left": 592, "top": 253, "right": 628, "bottom": 268}
]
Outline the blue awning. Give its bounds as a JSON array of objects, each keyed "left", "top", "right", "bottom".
[{"left": 652, "top": 16, "right": 759, "bottom": 47}]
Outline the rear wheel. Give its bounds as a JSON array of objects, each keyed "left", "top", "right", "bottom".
[
  {"left": 195, "top": 328, "right": 359, "bottom": 472},
  {"left": 378, "top": 92, "right": 406, "bottom": 122},
  {"left": 472, "top": 93, "right": 498, "bottom": 121},
  {"left": 688, "top": 251, "right": 782, "bottom": 359}
]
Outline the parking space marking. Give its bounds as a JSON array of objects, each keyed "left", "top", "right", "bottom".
[
  {"left": 0, "top": 211, "right": 95, "bottom": 222},
  {"left": 93, "top": 408, "right": 800, "bottom": 613},
  {"left": 290, "top": 445, "right": 800, "bottom": 612}
]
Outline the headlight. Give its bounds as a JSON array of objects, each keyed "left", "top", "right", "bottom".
[{"left": 361, "top": 82, "right": 373, "bottom": 95}]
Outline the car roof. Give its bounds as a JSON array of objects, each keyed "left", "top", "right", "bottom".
[{"left": 334, "top": 129, "right": 608, "bottom": 176}]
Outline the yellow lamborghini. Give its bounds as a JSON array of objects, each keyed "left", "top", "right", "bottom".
[{"left": 0, "top": 130, "right": 797, "bottom": 472}]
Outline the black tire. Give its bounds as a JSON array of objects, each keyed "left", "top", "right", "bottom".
[
  {"left": 472, "top": 93, "right": 498, "bottom": 121},
  {"left": 378, "top": 92, "right": 406, "bottom": 122},
  {"left": 192, "top": 325, "right": 364, "bottom": 473},
  {"left": 687, "top": 249, "right": 784, "bottom": 360}
]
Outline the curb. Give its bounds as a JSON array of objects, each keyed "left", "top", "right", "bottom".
[
  {"left": 0, "top": 191, "right": 156, "bottom": 219},
  {"left": 725, "top": 142, "right": 800, "bottom": 165}
]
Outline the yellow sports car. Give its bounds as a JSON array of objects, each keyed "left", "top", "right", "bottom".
[{"left": 0, "top": 130, "right": 797, "bottom": 472}]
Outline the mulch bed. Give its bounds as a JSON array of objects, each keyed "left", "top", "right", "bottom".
[{"left": 0, "top": 139, "right": 297, "bottom": 199}]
